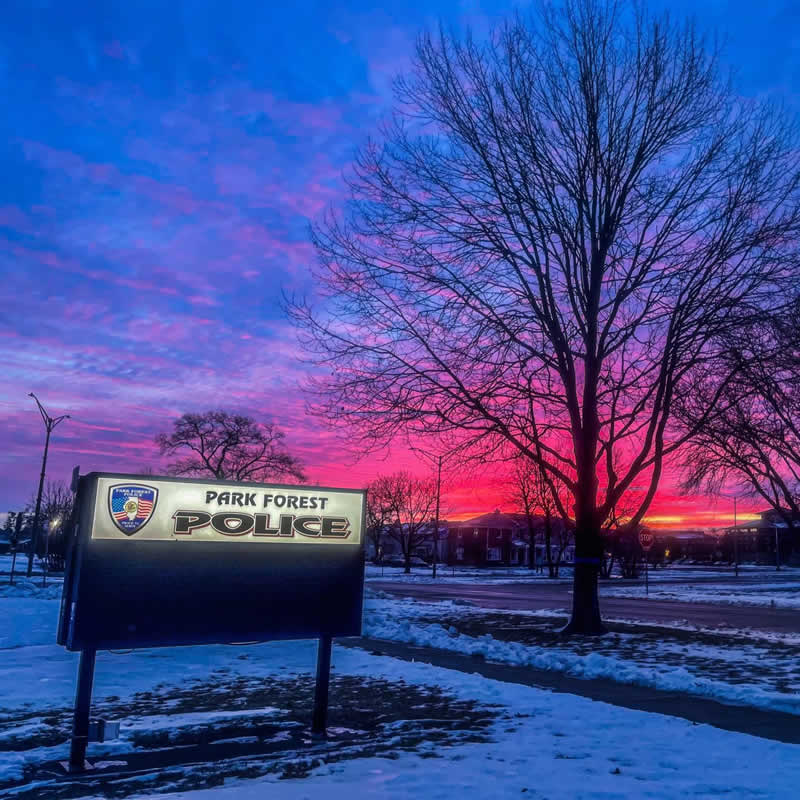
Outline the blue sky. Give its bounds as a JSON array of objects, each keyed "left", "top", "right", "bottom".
[{"left": 0, "top": 0, "right": 798, "bottom": 522}]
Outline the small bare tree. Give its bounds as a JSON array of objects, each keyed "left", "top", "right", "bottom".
[
  {"left": 507, "top": 457, "right": 569, "bottom": 576},
  {"left": 365, "top": 485, "right": 395, "bottom": 563},
  {"left": 678, "top": 298, "right": 800, "bottom": 523},
  {"left": 289, "top": 1, "right": 800, "bottom": 632},
  {"left": 369, "top": 472, "right": 437, "bottom": 573},
  {"left": 26, "top": 481, "right": 74, "bottom": 568},
  {"left": 156, "top": 411, "right": 306, "bottom": 483}
]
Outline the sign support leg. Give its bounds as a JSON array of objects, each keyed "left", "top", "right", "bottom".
[
  {"left": 69, "top": 648, "right": 96, "bottom": 772},
  {"left": 312, "top": 635, "right": 332, "bottom": 738}
]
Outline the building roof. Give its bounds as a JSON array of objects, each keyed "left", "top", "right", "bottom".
[
  {"left": 727, "top": 519, "right": 800, "bottom": 532},
  {"left": 659, "top": 529, "right": 710, "bottom": 540},
  {"left": 454, "top": 509, "right": 525, "bottom": 530}
]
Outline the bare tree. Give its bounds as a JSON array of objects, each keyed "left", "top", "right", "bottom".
[
  {"left": 2, "top": 511, "right": 24, "bottom": 547},
  {"left": 678, "top": 297, "right": 800, "bottom": 524},
  {"left": 369, "top": 472, "right": 437, "bottom": 573},
  {"left": 156, "top": 411, "right": 306, "bottom": 483},
  {"left": 365, "top": 483, "right": 395, "bottom": 563},
  {"left": 507, "top": 457, "right": 569, "bottom": 576},
  {"left": 25, "top": 481, "right": 74, "bottom": 568},
  {"left": 27, "top": 481, "right": 73, "bottom": 536},
  {"left": 289, "top": 1, "right": 800, "bottom": 632}
]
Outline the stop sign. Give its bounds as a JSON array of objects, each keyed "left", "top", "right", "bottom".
[{"left": 638, "top": 530, "right": 655, "bottom": 551}]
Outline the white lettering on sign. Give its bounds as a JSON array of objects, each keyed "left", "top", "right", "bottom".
[{"left": 638, "top": 531, "right": 655, "bottom": 551}]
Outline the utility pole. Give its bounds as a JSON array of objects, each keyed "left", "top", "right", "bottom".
[
  {"left": 26, "top": 393, "right": 69, "bottom": 578},
  {"left": 10, "top": 513, "right": 22, "bottom": 585},
  {"left": 432, "top": 455, "right": 442, "bottom": 580},
  {"left": 718, "top": 491, "right": 739, "bottom": 579},
  {"left": 733, "top": 496, "right": 738, "bottom": 579},
  {"left": 412, "top": 445, "right": 453, "bottom": 579}
]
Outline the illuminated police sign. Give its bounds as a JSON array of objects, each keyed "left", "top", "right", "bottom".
[
  {"left": 91, "top": 476, "right": 363, "bottom": 544},
  {"left": 59, "top": 472, "right": 366, "bottom": 652}
]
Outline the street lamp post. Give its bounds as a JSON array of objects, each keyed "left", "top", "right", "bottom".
[
  {"left": 9, "top": 513, "right": 22, "bottom": 585},
  {"left": 431, "top": 455, "right": 442, "bottom": 580},
  {"left": 733, "top": 497, "right": 738, "bottom": 579},
  {"left": 26, "top": 393, "right": 69, "bottom": 578},
  {"left": 716, "top": 491, "right": 739, "bottom": 579},
  {"left": 412, "top": 445, "right": 454, "bottom": 579}
]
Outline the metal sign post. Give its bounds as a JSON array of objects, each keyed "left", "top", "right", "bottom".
[
  {"left": 312, "top": 635, "right": 333, "bottom": 737},
  {"left": 68, "top": 648, "right": 97, "bottom": 772},
  {"left": 638, "top": 531, "right": 655, "bottom": 598}
]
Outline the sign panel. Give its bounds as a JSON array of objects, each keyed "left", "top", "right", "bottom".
[
  {"left": 638, "top": 530, "right": 655, "bottom": 551},
  {"left": 90, "top": 475, "right": 363, "bottom": 544},
  {"left": 58, "top": 473, "right": 366, "bottom": 652}
]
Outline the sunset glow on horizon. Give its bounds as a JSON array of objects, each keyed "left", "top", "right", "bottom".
[{"left": 2, "top": 1, "right": 797, "bottom": 528}]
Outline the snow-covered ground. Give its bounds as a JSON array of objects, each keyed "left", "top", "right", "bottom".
[
  {"left": 2, "top": 579, "right": 800, "bottom": 798},
  {"left": 366, "top": 564, "right": 573, "bottom": 583},
  {"left": 603, "top": 579, "right": 800, "bottom": 609},
  {"left": 138, "top": 665, "right": 800, "bottom": 800},
  {"left": 366, "top": 562, "right": 800, "bottom": 586},
  {"left": 363, "top": 592, "right": 800, "bottom": 715}
]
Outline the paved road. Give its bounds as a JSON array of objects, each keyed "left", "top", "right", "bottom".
[{"left": 370, "top": 580, "right": 800, "bottom": 633}]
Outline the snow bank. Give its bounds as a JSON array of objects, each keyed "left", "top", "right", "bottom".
[
  {"left": 362, "top": 595, "right": 800, "bottom": 716},
  {"left": 0, "top": 578, "right": 63, "bottom": 600}
]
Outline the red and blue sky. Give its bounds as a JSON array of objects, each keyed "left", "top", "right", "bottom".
[{"left": 1, "top": 0, "right": 798, "bottom": 526}]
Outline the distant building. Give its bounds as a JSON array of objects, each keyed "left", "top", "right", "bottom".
[
  {"left": 447, "top": 510, "right": 521, "bottom": 567},
  {"left": 724, "top": 509, "right": 800, "bottom": 565},
  {"left": 365, "top": 521, "right": 449, "bottom": 563},
  {"left": 447, "top": 509, "right": 574, "bottom": 568},
  {"left": 657, "top": 529, "right": 719, "bottom": 562}
]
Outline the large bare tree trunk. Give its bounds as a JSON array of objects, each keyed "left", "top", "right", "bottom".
[
  {"left": 527, "top": 519, "right": 536, "bottom": 570},
  {"left": 544, "top": 512, "right": 555, "bottom": 578},
  {"left": 562, "top": 517, "right": 606, "bottom": 635}
]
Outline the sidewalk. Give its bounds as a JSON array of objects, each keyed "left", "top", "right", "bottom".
[{"left": 342, "top": 636, "right": 800, "bottom": 745}]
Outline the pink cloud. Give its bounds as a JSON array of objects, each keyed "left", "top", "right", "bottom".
[{"left": 0, "top": 206, "right": 31, "bottom": 231}]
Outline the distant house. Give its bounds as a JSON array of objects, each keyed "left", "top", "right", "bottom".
[
  {"left": 365, "top": 521, "right": 449, "bottom": 563},
  {"left": 659, "top": 529, "right": 719, "bottom": 562},
  {"left": 411, "top": 521, "right": 449, "bottom": 563},
  {"left": 447, "top": 509, "right": 574, "bottom": 568},
  {"left": 724, "top": 509, "right": 800, "bottom": 565}
]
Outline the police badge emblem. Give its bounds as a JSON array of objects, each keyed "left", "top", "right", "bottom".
[{"left": 108, "top": 484, "right": 158, "bottom": 535}]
